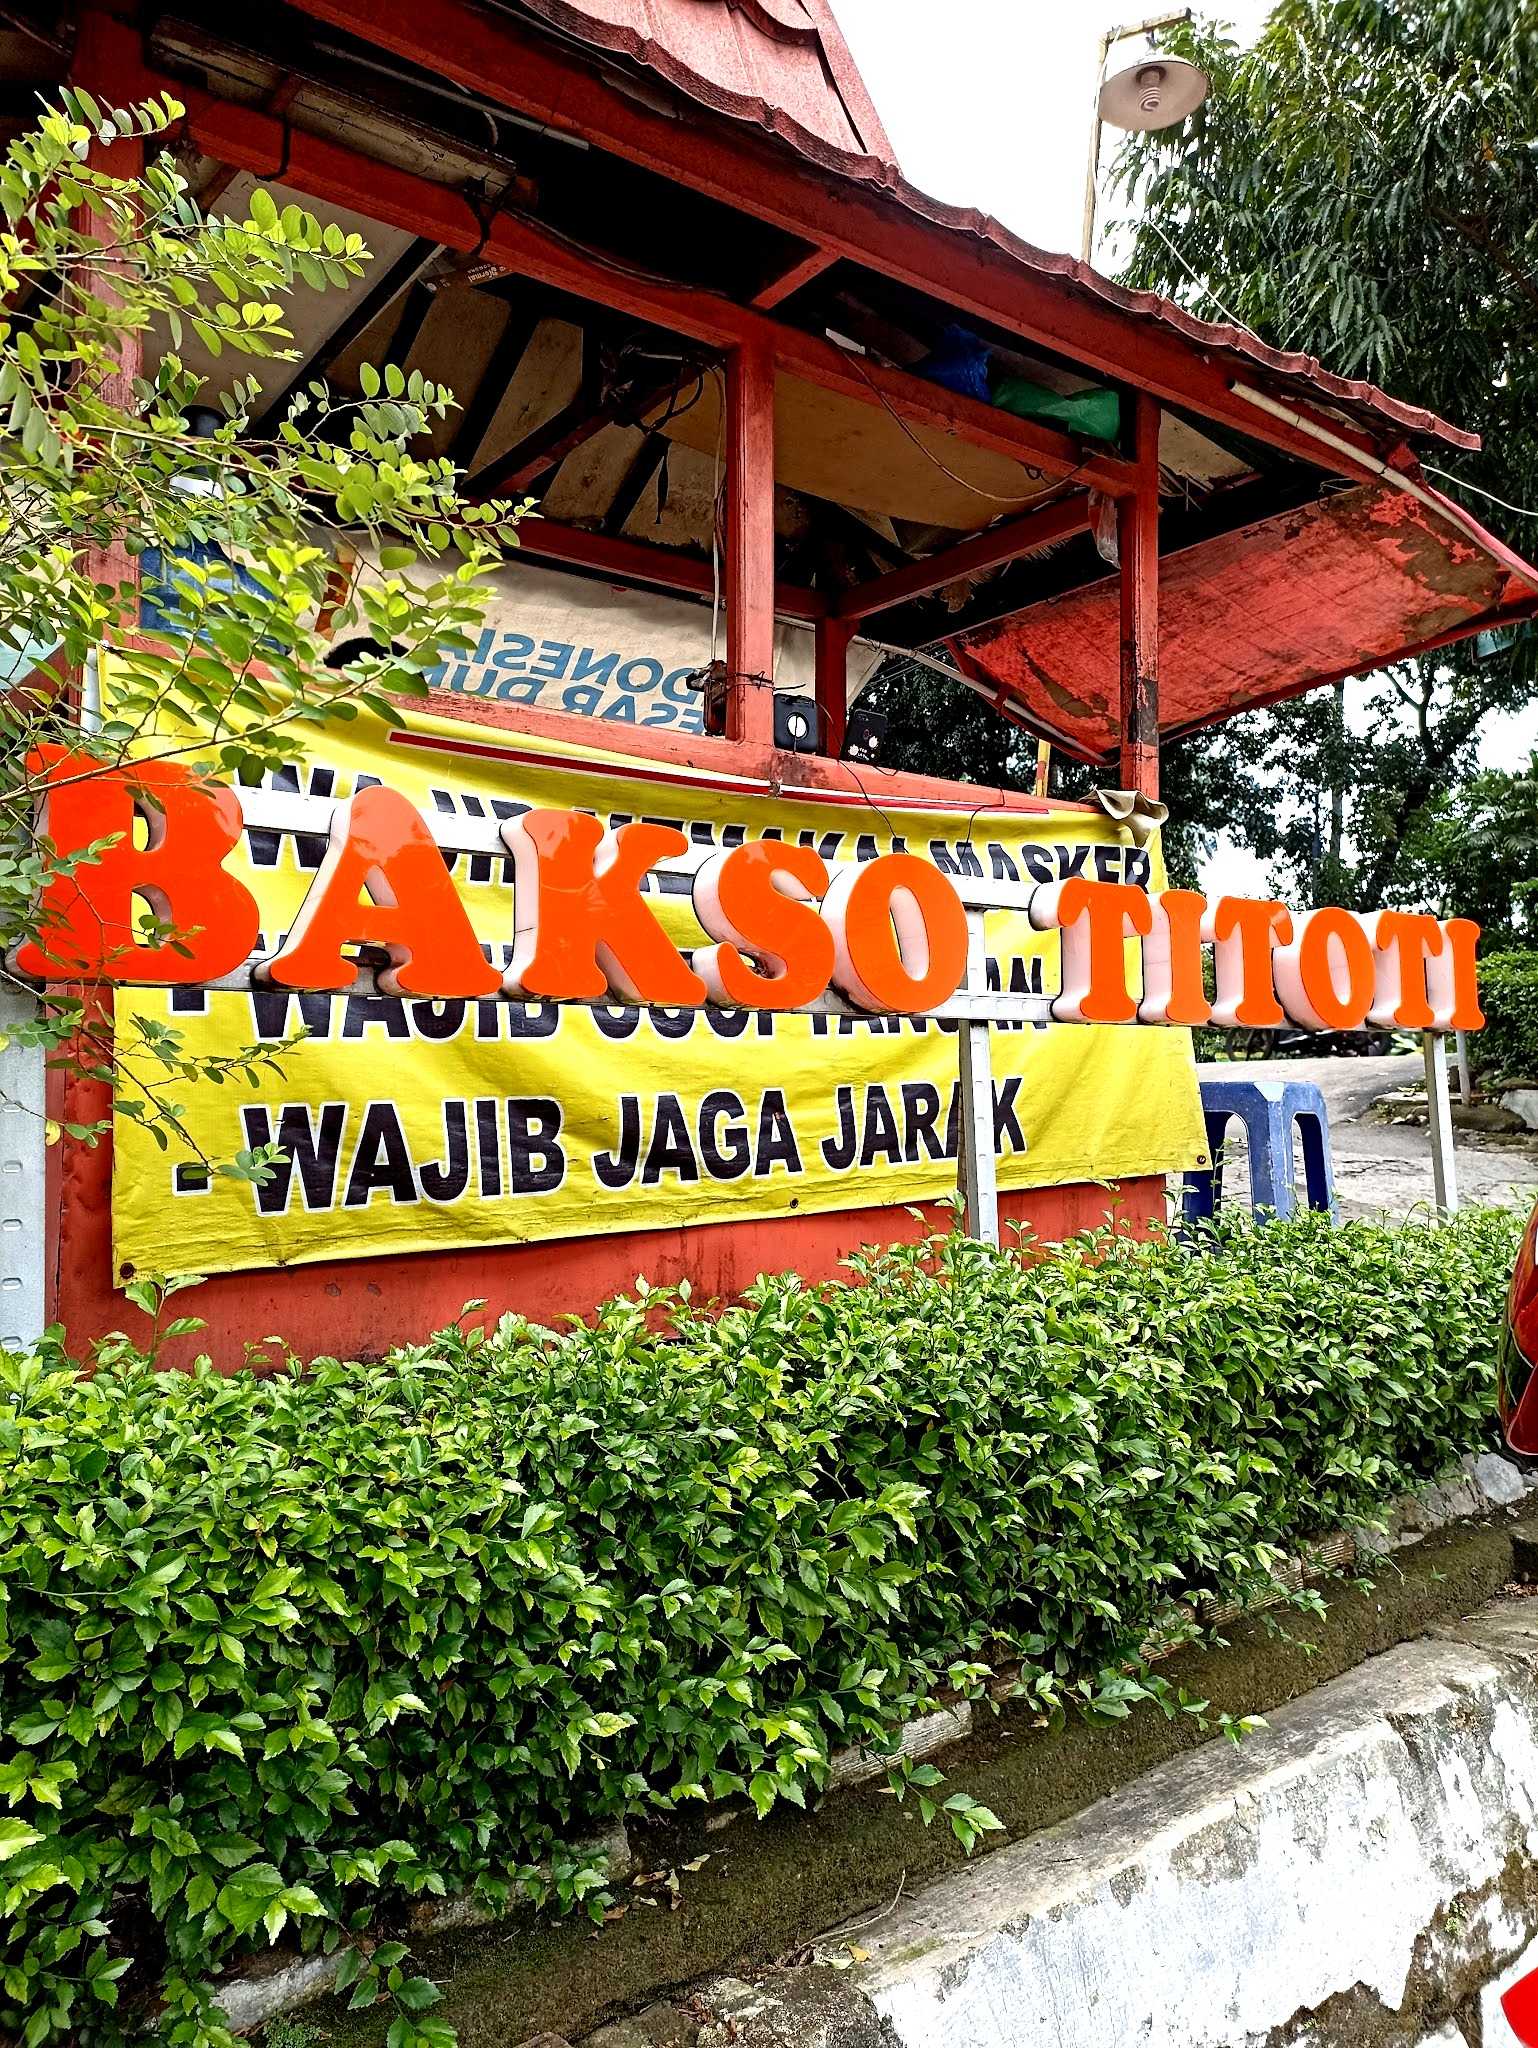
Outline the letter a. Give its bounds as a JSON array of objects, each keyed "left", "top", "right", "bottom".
[{"left": 265, "top": 783, "right": 500, "bottom": 996}]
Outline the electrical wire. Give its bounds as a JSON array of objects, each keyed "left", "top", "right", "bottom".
[
  {"left": 847, "top": 348, "right": 1093, "bottom": 507},
  {"left": 1423, "top": 464, "right": 1538, "bottom": 521},
  {"left": 1139, "top": 217, "right": 1266, "bottom": 342}
]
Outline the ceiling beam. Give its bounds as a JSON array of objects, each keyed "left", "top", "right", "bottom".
[
  {"left": 835, "top": 494, "right": 1092, "bottom": 620},
  {"left": 279, "top": 0, "right": 1438, "bottom": 475},
  {"left": 249, "top": 232, "right": 440, "bottom": 437},
  {"left": 468, "top": 340, "right": 605, "bottom": 495},
  {"left": 93, "top": 24, "right": 1135, "bottom": 497},
  {"left": 603, "top": 432, "right": 670, "bottom": 536},
  {"left": 513, "top": 516, "right": 824, "bottom": 621},
  {"left": 752, "top": 246, "right": 838, "bottom": 310},
  {"left": 445, "top": 297, "right": 545, "bottom": 465}
]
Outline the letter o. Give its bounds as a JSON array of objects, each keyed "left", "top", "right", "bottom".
[
  {"left": 822, "top": 853, "right": 968, "bottom": 1012},
  {"left": 615, "top": 657, "right": 663, "bottom": 691},
  {"left": 1275, "top": 907, "right": 1376, "bottom": 1031}
]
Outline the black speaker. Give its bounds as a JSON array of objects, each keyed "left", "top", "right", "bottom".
[
  {"left": 774, "top": 693, "right": 823, "bottom": 753},
  {"left": 843, "top": 706, "right": 887, "bottom": 765}
]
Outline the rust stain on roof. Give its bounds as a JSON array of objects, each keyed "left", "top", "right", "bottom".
[{"left": 954, "top": 483, "right": 1538, "bottom": 760}]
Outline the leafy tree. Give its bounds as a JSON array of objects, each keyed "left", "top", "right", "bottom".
[
  {"left": 1110, "top": 0, "right": 1538, "bottom": 908},
  {"left": 1399, "top": 748, "right": 1538, "bottom": 942},
  {"left": 0, "top": 89, "right": 520, "bottom": 1173}
]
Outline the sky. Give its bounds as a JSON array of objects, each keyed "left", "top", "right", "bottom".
[{"left": 831, "top": 0, "right": 1537, "bottom": 893}]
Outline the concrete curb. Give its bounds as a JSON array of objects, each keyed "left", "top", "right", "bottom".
[
  {"left": 635, "top": 1593, "right": 1538, "bottom": 2047},
  {"left": 216, "top": 1455, "right": 1537, "bottom": 2042}
]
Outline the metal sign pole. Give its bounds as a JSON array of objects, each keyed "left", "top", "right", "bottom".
[
  {"left": 956, "top": 907, "right": 1000, "bottom": 1247},
  {"left": 1423, "top": 1030, "right": 1459, "bottom": 1215}
]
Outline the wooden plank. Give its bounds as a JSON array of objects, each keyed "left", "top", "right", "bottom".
[
  {"left": 752, "top": 245, "right": 838, "bottom": 309},
  {"left": 250, "top": 236, "right": 440, "bottom": 437},
  {"left": 603, "top": 432, "right": 670, "bottom": 536},
  {"left": 445, "top": 297, "right": 545, "bottom": 465}
]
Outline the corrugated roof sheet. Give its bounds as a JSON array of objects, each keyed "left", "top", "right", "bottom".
[{"left": 517, "top": 0, "right": 1477, "bottom": 454}]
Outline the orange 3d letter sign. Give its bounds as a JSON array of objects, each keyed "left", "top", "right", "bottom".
[{"left": 14, "top": 755, "right": 1483, "bottom": 1034}]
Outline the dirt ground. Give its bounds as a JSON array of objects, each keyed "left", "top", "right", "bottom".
[{"left": 1189, "top": 1052, "right": 1538, "bottom": 1223}]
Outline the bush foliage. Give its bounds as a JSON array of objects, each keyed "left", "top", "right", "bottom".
[
  {"left": 1473, "top": 950, "right": 1538, "bottom": 1081},
  {"left": 0, "top": 1210, "right": 1521, "bottom": 2045}
]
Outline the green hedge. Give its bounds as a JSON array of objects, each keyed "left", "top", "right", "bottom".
[
  {"left": 0, "top": 1209, "right": 1521, "bottom": 2047},
  {"left": 1474, "top": 949, "right": 1538, "bottom": 1080}
]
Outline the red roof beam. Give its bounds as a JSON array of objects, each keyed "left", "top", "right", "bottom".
[
  {"left": 752, "top": 245, "right": 839, "bottom": 310},
  {"left": 834, "top": 494, "right": 1092, "bottom": 621},
  {"left": 282, "top": 0, "right": 1464, "bottom": 478},
  {"left": 88, "top": 21, "right": 1132, "bottom": 498},
  {"left": 460, "top": 211, "right": 1133, "bottom": 494},
  {"left": 515, "top": 516, "right": 825, "bottom": 621}
]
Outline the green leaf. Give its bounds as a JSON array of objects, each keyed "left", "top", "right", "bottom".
[{"left": 0, "top": 1820, "right": 43, "bottom": 1863}]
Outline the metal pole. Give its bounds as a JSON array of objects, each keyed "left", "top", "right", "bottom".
[
  {"left": 1423, "top": 1030, "right": 1459, "bottom": 1215},
  {"left": 1079, "top": 29, "right": 1110, "bottom": 264},
  {"left": 1080, "top": 12, "right": 1195, "bottom": 265},
  {"left": 0, "top": 984, "right": 47, "bottom": 1354},
  {"left": 956, "top": 908, "right": 1000, "bottom": 1246},
  {"left": 1454, "top": 1028, "right": 1472, "bottom": 1106}
]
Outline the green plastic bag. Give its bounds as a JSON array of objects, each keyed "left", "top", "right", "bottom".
[{"left": 991, "top": 375, "right": 1121, "bottom": 443}]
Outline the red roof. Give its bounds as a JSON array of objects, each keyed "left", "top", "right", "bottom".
[
  {"left": 515, "top": 0, "right": 896, "bottom": 165},
  {"left": 519, "top": 0, "right": 1476, "bottom": 455},
  {"left": 954, "top": 483, "right": 1538, "bottom": 763}
]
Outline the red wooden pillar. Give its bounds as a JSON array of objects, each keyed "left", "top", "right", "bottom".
[
  {"left": 50, "top": 12, "right": 146, "bottom": 1337},
  {"left": 725, "top": 336, "right": 777, "bottom": 747},
  {"left": 1117, "top": 392, "right": 1160, "bottom": 798},
  {"left": 814, "top": 613, "right": 853, "bottom": 757}
]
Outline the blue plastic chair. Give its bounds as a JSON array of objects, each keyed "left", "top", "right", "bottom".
[{"left": 1181, "top": 1078, "right": 1337, "bottom": 1225}]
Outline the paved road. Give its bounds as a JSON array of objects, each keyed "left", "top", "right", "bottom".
[{"left": 1192, "top": 1053, "right": 1538, "bottom": 1221}]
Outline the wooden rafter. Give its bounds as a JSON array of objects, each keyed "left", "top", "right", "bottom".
[
  {"left": 91, "top": 21, "right": 1134, "bottom": 499},
  {"left": 834, "top": 495, "right": 1092, "bottom": 621},
  {"left": 249, "top": 233, "right": 440, "bottom": 436},
  {"left": 280, "top": 0, "right": 1415, "bottom": 482}
]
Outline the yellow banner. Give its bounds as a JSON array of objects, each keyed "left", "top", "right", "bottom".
[{"left": 111, "top": 702, "right": 1206, "bottom": 1279}]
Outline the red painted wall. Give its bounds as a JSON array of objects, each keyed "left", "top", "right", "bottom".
[{"left": 55, "top": 1106, "right": 1163, "bottom": 1367}]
